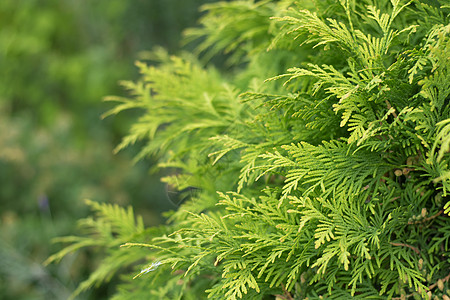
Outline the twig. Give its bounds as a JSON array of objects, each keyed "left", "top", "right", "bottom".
[
  {"left": 390, "top": 242, "right": 421, "bottom": 255},
  {"left": 427, "top": 272, "right": 450, "bottom": 291},
  {"left": 408, "top": 210, "right": 443, "bottom": 225},
  {"left": 385, "top": 100, "right": 398, "bottom": 118},
  {"left": 274, "top": 283, "right": 294, "bottom": 300},
  {"left": 392, "top": 272, "right": 450, "bottom": 299}
]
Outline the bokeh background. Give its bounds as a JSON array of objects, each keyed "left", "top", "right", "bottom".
[{"left": 0, "top": 0, "right": 216, "bottom": 299}]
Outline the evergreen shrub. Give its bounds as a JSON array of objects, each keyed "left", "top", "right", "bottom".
[{"left": 49, "top": 0, "right": 450, "bottom": 299}]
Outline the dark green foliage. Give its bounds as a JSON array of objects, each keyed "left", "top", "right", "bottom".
[{"left": 50, "top": 0, "right": 450, "bottom": 299}]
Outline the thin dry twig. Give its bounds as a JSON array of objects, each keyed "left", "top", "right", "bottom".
[
  {"left": 385, "top": 100, "right": 398, "bottom": 118},
  {"left": 392, "top": 272, "right": 450, "bottom": 299},
  {"left": 427, "top": 272, "right": 450, "bottom": 291},
  {"left": 274, "top": 283, "right": 294, "bottom": 300},
  {"left": 390, "top": 242, "right": 421, "bottom": 255},
  {"left": 408, "top": 210, "right": 443, "bottom": 225}
]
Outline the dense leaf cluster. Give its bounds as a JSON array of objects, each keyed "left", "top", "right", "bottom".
[{"left": 49, "top": 0, "right": 450, "bottom": 299}]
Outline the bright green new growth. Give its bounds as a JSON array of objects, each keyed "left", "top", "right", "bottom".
[{"left": 48, "top": 0, "right": 450, "bottom": 299}]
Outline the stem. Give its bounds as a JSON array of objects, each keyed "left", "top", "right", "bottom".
[
  {"left": 408, "top": 210, "right": 443, "bottom": 225},
  {"left": 275, "top": 284, "right": 294, "bottom": 300},
  {"left": 428, "top": 272, "right": 450, "bottom": 291},
  {"left": 390, "top": 242, "right": 421, "bottom": 255},
  {"left": 392, "top": 272, "right": 450, "bottom": 299},
  {"left": 385, "top": 100, "right": 398, "bottom": 118}
]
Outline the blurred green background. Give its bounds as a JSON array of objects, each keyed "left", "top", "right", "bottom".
[{"left": 0, "top": 0, "right": 215, "bottom": 299}]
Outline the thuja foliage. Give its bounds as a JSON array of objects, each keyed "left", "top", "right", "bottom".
[{"left": 48, "top": 0, "right": 450, "bottom": 299}]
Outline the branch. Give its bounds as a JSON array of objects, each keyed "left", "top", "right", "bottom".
[
  {"left": 385, "top": 100, "right": 398, "bottom": 118},
  {"left": 392, "top": 272, "right": 450, "bottom": 299},
  {"left": 390, "top": 242, "right": 421, "bottom": 255},
  {"left": 274, "top": 283, "right": 294, "bottom": 300},
  {"left": 427, "top": 272, "right": 450, "bottom": 291},
  {"left": 408, "top": 210, "right": 443, "bottom": 225}
]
